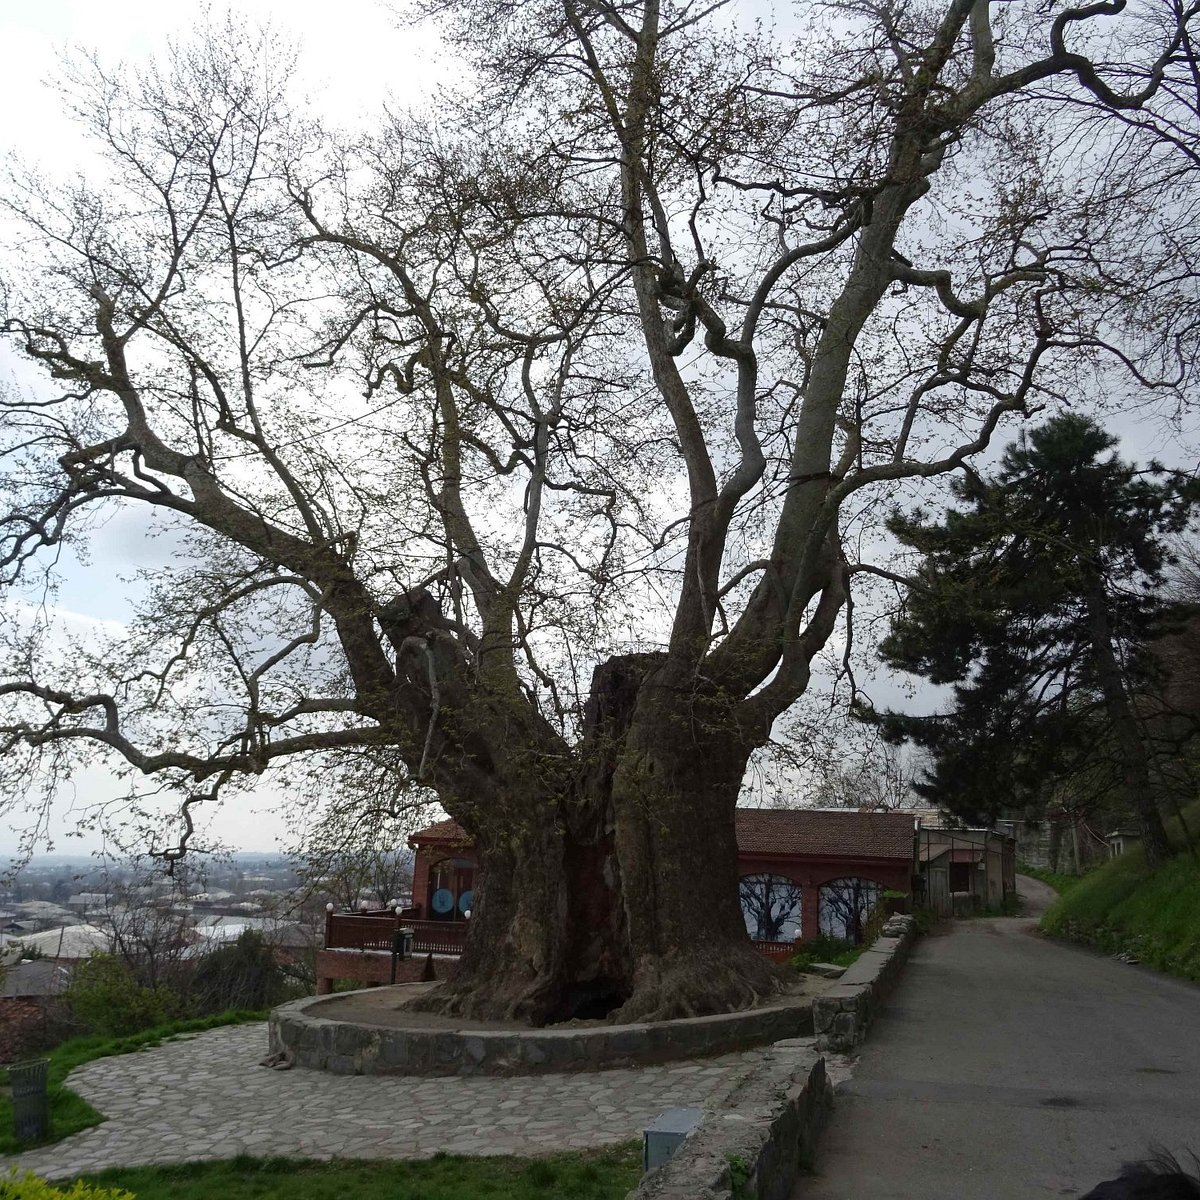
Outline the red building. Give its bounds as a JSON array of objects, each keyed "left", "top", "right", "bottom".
[
  {"left": 733, "top": 808, "right": 916, "bottom": 945},
  {"left": 317, "top": 806, "right": 916, "bottom": 992},
  {"left": 407, "top": 808, "right": 916, "bottom": 945},
  {"left": 408, "top": 818, "right": 479, "bottom": 924}
]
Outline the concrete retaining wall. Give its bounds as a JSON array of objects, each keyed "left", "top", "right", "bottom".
[
  {"left": 269, "top": 987, "right": 815, "bottom": 1076},
  {"left": 627, "top": 914, "right": 918, "bottom": 1198},
  {"left": 627, "top": 1040, "right": 832, "bottom": 1200},
  {"left": 811, "top": 913, "right": 916, "bottom": 1053}
]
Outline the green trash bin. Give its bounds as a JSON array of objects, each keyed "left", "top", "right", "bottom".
[{"left": 10, "top": 1058, "right": 49, "bottom": 1142}]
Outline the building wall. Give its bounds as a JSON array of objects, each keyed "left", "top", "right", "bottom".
[
  {"left": 0, "top": 998, "right": 45, "bottom": 1064},
  {"left": 410, "top": 846, "right": 479, "bottom": 920},
  {"left": 314, "top": 949, "right": 456, "bottom": 994},
  {"left": 408, "top": 842, "right": 914, "bottom": 948},
  {"left": 736, "top": 852, "right": 913, "bottom": 944},
  {"left": 997, "top": 815, "right": 1106, "bottom": 874}
]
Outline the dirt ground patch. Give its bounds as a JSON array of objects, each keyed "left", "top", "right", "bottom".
[{"left": 312, "top": 975, "right": 829, "bottom": 1032}]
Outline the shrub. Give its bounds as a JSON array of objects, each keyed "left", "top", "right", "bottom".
[
  {"left": 910, "top": 907, "right": 939, "bottom": 934},
  {"left": 790, "top": 934, "right": 863, "bottom": 971},
  {"left": 1042, "top": 851, "right": 1200, "bottom": 981},
  {"left": 1016, "top": 863, "right": 1089, "bottom": 894},
  {"left": 63, "top": 954, "right": 177, "bottom": 1037},
  {"left": 0, "top": 1170, "right": 135, "bottom": 1200},
  {"left": 187, "top": 932, "right": 289, "bottom": 1014}
]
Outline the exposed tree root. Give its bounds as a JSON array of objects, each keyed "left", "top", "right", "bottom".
[
  {"left": 399, "top": 938, "right": 786, "bottom": 1028},
  {"left": 399, "top": 968, "right": 561, "bottom": 1026},
  {"left": 613, "top": 943, "right": 787, "bottom": 1024}
]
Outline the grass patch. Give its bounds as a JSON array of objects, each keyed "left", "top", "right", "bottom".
[
  {"left": 1017, "top": 863, "right": 1088, "bottom": 894},
  {"left": 790, "top": 935, "right": 864, "bottom": 972},
  {"left": 1041, "top": 804, "right": 1200, "bottom": 983},
  {"left": 0, "top": 1010, "right": 266, "bottom": 1155},
  {"left": 909, "top": 907, "right": 941, "bottom": 935},
  {"left": 73, "top": 1146, "right": 642, "bottom": 1200}
]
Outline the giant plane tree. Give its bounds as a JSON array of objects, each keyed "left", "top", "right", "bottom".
[{"left": 1, "top": 0, "right": 1199, "bottom": 1023}]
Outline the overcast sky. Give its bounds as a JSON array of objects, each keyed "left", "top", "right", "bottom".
[
  {"left": 1, "top": 0, "right": 1196, "bottom": 860},
  {"left": 0, "top": 0, "right": 453, "bottom": 858}
]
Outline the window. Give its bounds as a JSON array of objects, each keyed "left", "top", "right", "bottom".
[
  {"left": 818, "top": 878, "right": 882, "bottom": 944},
  {"left": 739, "top": 874, "right": 803, "bottom": 942},
  {"left": 427, "top": 857, "right": 476, "bottom": 920},
  {"left": 948, "top": 861, "right": 973, "bottom": 893}
]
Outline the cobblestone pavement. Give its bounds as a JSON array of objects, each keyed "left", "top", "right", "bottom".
[{"left": 5, "top": 1023, "right": 765, "bottom": 1179}]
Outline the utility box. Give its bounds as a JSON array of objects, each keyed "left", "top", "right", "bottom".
[
  {"left": 11, "top": 1058, "right": 49, "bottom": 1143},
  {"left": 642, "top": 1106, "right": 703, "bottom": 1171}
]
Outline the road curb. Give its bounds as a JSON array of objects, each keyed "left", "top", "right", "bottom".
[
  {"left": 811, "top": 914, "right": 917, "bottom": 1053},
  {"left": 626, "top": 914, "right": 918, "bottom": 1199}
]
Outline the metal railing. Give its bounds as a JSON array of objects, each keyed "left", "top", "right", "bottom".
[
  {"left": 324, "top": 909, "right": 467, "bottom": 956},
  {"left": 751, "top": 938, "right": 798, "bottom": 963},
  {"left": 406, "top": 919, "right": 469, "bottom": 955}
]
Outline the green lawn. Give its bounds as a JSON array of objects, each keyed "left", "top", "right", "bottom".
[
  {"left": 790, "top": 935, "right": 864, "bottom": 972},
  {"left": 0, "top": 1011, "right": 266, "bottom": 1155},
  {"left": 1040, "top": 804, "right": 1200, "bottom": 983},
  {"left": 72, "top": 1147, "right": 642, "bottom": 1200},
  {"left": 1016, "top": 863, "right": 1088, "bottom": 895}
]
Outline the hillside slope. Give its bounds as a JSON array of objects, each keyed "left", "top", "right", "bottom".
[{"left": 1042, "top": 804, "right": 1200, "bottom": 981}]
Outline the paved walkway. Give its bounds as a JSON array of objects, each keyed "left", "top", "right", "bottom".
[
  {"left": 5, "top": 1023, "right": 762, "bottom": 1180},
  {"left": 799, "top": 878, "right": 1200, "bottom": 1199}
]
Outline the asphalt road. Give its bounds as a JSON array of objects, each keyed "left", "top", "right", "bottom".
[{"left": 798, "top": 876, "right": 1200, "bottom": 1199}]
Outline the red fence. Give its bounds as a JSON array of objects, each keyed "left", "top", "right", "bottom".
[
  {"left": 751, "top": 939, "right": 798, "bottom": 963},
  {"left": 407, "top": 919, "right": 469, "bottom": 955},
  {"left": 328, "top": 915, "right": 797, "bottom": 963},
  {"left": 325, "top": 911, "right": 397, "bottom": 952},
  {"left": 324, "top": 909, "right": 468, "bottom": 956}
]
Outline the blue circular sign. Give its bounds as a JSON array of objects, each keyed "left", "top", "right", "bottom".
[
  {"left": 458, "top": 890, "right": 474, "bottom": 915},
  {"left": 431, "top": 888, "right": 454, "bottom": 914}
]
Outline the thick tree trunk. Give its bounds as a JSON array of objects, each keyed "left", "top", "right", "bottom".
[
  {"left": 415, "top": 805, "right": 590, "bottom": 1024},
  {"left": 608, "top": 668, "right": 785, "bottom": 1022},
  {"left": 406, "top": 654, "right": 785, "bottom": 1026},
  {"left": 1085, "top": 583, "right": 1172, "bottom": 868}
]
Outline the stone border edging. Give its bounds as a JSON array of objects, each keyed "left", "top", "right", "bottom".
[
  {"left": 268, "top": 987, "right": 815, "bottom": 1076},
  {"left": 811, "top": 913, "right": 916, "bottom": 1053},
  {"left": 626, "top": 1038, "right": 832, "bottom": 1200},
  {"left": 628, "top": 914, "right": 918, "bottom": 1199}
]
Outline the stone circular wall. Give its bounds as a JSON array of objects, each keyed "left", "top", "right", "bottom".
[{"left": 269, "top": 985, "right": 815, "bottom": 1076}]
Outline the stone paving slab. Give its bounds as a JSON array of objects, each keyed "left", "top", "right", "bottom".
[{"left": 4, "top": 1023, "right": 765, "bottom": 1180}]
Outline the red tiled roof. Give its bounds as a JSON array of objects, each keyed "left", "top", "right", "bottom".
[
  {"left": 410, "top": 808, "right": 916, "bottom": 862},
  {"left": 734, "top": 807, "right": 916, "bottom": 861},
  {"left": 408, "top": 817, "right": 469, "bottom": 847}
]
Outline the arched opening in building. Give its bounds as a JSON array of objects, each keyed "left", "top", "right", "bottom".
[
  {"left": 818, "top": 877, "right": 882, "bottom": 944},
  {"left": 738, "top": 872, "right": 803, "bottom": 942}
]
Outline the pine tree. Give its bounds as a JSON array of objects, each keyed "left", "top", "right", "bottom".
[{"left": 879, "top": 415, "right": 1197, "bottom": 867}]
